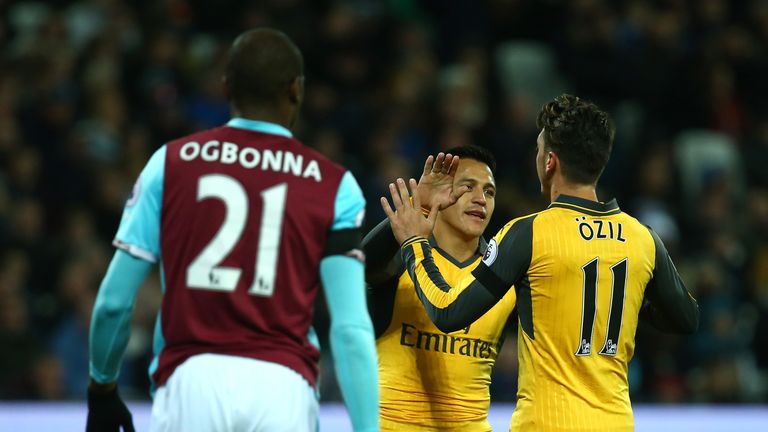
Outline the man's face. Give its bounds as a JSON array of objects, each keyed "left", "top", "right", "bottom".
[
  {"left": 437, "top": 158, "right": 496, "bottom": 239},
  {"left": 536, "top": 129, "right": 552, "bottom": 198}
]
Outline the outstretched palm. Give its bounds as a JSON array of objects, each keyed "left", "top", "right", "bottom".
[
  {"left": 381, "top": 178, "right": 437, "bottom": 244},
  {"left": 416, "top": 152, "right": 469, "bottom": 211}
]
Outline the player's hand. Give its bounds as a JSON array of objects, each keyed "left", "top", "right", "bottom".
[
  {"left": 86, "top": 382, "right": 135, "bottom": 432},
  {"left": 416, "top": 152, "right": 470, "bottom": 211},
  {"left": 381, "top": 178, "right": 438, "bottom": 244}
]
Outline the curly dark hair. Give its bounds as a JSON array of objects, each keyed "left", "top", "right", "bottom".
[
  {"left": 536, "top": 94, "right": 615, "bottom": 185},
  {"left": 444, "top": 144, "right": 497, "bottom": 174}
]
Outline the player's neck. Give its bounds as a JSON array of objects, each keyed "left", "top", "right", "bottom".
[
  {"left": 550, "top": 180, "right": 598, "bottom": 203},
  {"left": 432, "top": 223, "right": 479, "bottom": 262},
  {"left": 231, "top": 106, "right": 293, "bottom": 130}
]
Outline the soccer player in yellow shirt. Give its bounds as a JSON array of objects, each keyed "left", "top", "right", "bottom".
[
  {"left": 364, "top": 145, "right": 516, "bottom": 431},
  {"left": 381, "top": 94, "right": 699, "bottom": 432}
]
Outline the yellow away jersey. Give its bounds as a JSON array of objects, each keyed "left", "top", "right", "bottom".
[
  {"left": 369, "top": 238, "right": 516, "bottom": 432},
  {"left": 401, "top": 194, "right": 699, "bottom": 432},
  {"left": 504, "top": 198, "right": 652, "bottom": 432}
]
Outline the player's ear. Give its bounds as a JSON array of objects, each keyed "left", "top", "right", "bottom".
[
  {"left": 546, "top": 151, "right": 558, "bottom": 175},
  {"left": 288, "top": 75, "right": 304, "bottom": 105}
]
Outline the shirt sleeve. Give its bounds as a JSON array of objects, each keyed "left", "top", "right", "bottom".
[
  {"left": 319, "top": 172, "right": 378, "bottom": 430},
  {"left": 320, "top": 255, "right": 380, "bottom": 432},
  {"left": 399, "top": 215, "right": 535, "bottom": 333},
  {"left": 322, "top": 171, "right": 366, "bottom": 261},
  {"left": 361, "top": 217, "right": 403, "bottom": 338},
  {"left": 640, "top": 227, "right": 699, "bottom": 333},
  {"left": 113, "top": 146, "right": 166, "bottom": 262},
  {"left": 89, "top": 249, "right": 154, "bottom": 383},
  {"left": 362, "top": 217, "right": 401, "bottom": 284}
]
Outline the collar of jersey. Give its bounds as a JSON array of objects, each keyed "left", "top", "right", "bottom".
[
  {"left": 549, "top": 194, "right": 621, "bottom": 216},
  {"left": 226, "top": 118, "right": 293, "bottom": 138},
  {"left": 427, "top": 235, "right": 488, "bottom": 268}
]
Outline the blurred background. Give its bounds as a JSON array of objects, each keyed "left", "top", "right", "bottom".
[{"left": 0, "top": 0, "right": 767, "bottom": 409}]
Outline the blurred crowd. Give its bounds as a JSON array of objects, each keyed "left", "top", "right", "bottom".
[{"left": 1, "top": 0, "right": 767, "bottom": 404}]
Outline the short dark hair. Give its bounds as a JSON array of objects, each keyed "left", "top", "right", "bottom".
[
  {"left": 444, "top": 144, "right": 496, "bottom": 174},
  {"left": 536, "top": 94, "right": 615, "bottom": 185},
  {"left": 225, "top": 28, "right": 304, "bottom": 108}
]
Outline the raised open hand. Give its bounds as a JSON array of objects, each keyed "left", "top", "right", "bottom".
[
  {"left": 381, "top": 178, "right": 438, "bottom": 244},
  {"left": 416, "top": 153, "right": 470, "bottom": 211}
]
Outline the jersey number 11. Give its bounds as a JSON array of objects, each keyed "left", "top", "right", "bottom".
[{"left": 575, "top": 258, "right": 628, "bottom": 357}]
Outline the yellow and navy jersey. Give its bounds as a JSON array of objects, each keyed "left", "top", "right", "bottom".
[
  {"left": 400, "top": 194, "right": 699, "bottom": 432},
  {"left": 364, "top": 219, "right": 517, "bottom": 432}
]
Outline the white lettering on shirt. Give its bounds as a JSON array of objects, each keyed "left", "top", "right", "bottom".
[{"left": 179, "top": 140, "right": 323, "bottom": 182}]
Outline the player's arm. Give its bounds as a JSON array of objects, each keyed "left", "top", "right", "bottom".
[
  {"left": 362, "top": 217, "right": 402, "bottom": 338},
  {"left": 400, "top": 218, "right": 531, "bottom": 333},
  {"left": 87, "top": 146, "right": 166, "bottom": 432},
  {"left": 320, "top": 171, "right": 379, "bottom": 432},
  {"left": 383, "top": 178, "right": 532, "bottom": 333},
  {"left": 87, "top": 251, "right": 150, "bottom": 432},
  {"left": 640, "top": 228, "right": 699, "bottom": 334},
  {"left": 362, "top": 217, "right": 401, "bottom": 283},
  {"left": 90, "top": 251, "right": 153, "bottom": 385}
]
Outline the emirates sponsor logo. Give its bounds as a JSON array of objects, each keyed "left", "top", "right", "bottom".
[{"left": 399, "top": 323, "right": 496, "bottom": 359}]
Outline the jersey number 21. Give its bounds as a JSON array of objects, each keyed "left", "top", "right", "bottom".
[{"left": 186, "top": 174, "right": 287, "bottom": 297}]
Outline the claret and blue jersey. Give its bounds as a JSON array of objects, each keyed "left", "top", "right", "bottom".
[{"left": 90, "top": 118, "right": 366, "bottom": 391}]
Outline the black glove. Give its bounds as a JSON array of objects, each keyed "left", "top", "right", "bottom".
[{"left": 86, "top": 383, "right": 135, "bottom": 432}]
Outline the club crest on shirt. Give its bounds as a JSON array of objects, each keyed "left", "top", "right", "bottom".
[
  {"left": 126, "top": 178, "right": 141, "bottom": 207},
  {"left": 483, "top": 238, "right": 498, "bottom": 266}
]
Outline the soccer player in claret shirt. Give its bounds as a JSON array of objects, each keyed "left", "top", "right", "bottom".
[
  {"left": 382, "top": 94, "right": 699, "bottom": 432},
  {"left": 86, "top": 29, "right": 379, "bottom": 432},
  {"left": 364, "top": 146, "right": 516, "bottom": 432}
]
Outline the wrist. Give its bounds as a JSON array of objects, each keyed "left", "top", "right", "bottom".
[
  {"left": 89, "top": 379, "right": 117, "bottom": 394},
  {"left": 400, "top": 236, "right": 427, "bottom": 249}
]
